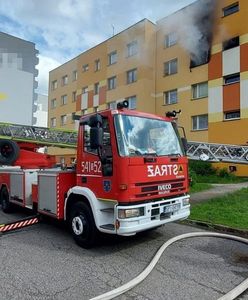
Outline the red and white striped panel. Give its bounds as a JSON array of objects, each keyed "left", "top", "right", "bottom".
[{"left": 0, "top": 217, "right": 39, "bottom": 232}]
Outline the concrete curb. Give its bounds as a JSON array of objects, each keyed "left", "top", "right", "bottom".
[{"left": 181, "top": 219, "right": 248, "bottom": 237}]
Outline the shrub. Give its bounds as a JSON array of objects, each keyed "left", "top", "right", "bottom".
[{"left": 189, "top": 160, "right": 216, "bottom": 176}]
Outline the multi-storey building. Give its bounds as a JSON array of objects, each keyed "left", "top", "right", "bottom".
[
  {"left": 48, "top": 0, "right": 248, "bottom": 175},
  {"left": 0, "top": 32, "right": 39, "bottom": 125}
]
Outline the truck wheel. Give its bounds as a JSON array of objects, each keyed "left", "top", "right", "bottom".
[
  {"left": 0, "top": 187, "right": 12, "bottom": 213},
  {"left": 69, "top": 202, "right": 98, "bottom": 248},
  {"left": 0, "top": 139, "right": 20, "bottom": 165}
]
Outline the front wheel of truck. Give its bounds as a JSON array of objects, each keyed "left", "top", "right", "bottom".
[{"left": 69, "top": 202, "right": 98, "bottom": 248}]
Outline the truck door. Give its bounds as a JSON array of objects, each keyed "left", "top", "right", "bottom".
[{"left": 81, "top": 117, "right": 114, "bottom": 198}]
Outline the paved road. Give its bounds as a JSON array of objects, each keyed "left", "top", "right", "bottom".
[
  {"left": 0, "top": 209, "right": 247, "bottom": 300},
  {"left": 190, "top": 182, "right": 248, "bottom": 203}
]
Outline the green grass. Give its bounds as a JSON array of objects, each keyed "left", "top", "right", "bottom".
[
  {"left": 189, "top": 188, "right": 248, "bottom": 230},
  {"left": 194, "top": 175, "right": 248, "bottom": 184},
  {"left": 190, "top": 183, "right": 212, "bottom": 194}
]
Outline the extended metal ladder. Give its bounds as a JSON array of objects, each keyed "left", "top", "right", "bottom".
[
  {"left": 0, "top": 123, "right": 77, "bottom": 148},
  {"left": 187, "top": 141, "right": 248, "bottom": 164}
]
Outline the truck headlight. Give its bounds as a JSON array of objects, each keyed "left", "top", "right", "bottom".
[
  {"left": 182, "top": 198, "right": 190, "bottom": 206},
  {"left": 118, "top": 207, "right": 144, "bottom": 219}
]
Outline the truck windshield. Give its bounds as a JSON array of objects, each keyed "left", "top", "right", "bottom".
[{"left": 114, "top": 115, "right": 183, "bottom": 157}]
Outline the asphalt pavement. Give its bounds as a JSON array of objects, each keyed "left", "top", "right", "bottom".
[{"left": 0, "top": 184, "right": 248, "bottom": 300}]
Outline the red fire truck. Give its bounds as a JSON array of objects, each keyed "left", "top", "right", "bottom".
[{"left": 0, "top": 101, "right": 190, "bottom": 248}]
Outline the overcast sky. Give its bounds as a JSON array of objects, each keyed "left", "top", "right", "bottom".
[{"left": 0, "top": 0, "right": 197, "bottom": 95}]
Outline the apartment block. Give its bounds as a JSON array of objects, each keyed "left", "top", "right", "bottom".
[
  {"left": 0, "top": 32, "right": 39, "bottom": 125},
  {"left": 48, "top": 0, "right": 248, "bottom": 174}
]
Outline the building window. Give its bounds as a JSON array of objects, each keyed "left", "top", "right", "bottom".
[
  {"left": 192, "top": 115, "right": 208, "bottom": 131},
  {"left": 94, "top": 82, "right": 100, "bottom": 95},
  {"left": 192, "top": 82, "right": 208, "bottom": 99},
  {"left": 51, "top": 98, "right": 56, "bottom": 109},
  {"left": 51, "top": 80, "right": 57, "bottom": 91},
  {"left": 82, "top": 86, "right": 88, "bottom": 94},
  {"left": 72, "top": 70, "right": 78, "bottom": 81},
  {"left": 224, "top": 110, "right": 240, "bottom": 120},
  {"left": 125, "top": 95, "right": 137, "bottom": 109},
  {"left": 223, "top": 36, "right": 239, "bottom": 51},
  {"left": 61, "top": 115, "right": 67, "bottom": 126},
  {"left": 224, "top": 73, "right": 240, "bottom": 85},
  {"left": 71, "top": 112, "right": 76, "bottom": 123},
  {"left": 127, "top": 68, "right": 137, "bottom": 84},
  {"left": 108, "top": 101, "right": 117, "bottom": 109},
  {"left": 164, "top": 59, "right": 178, "bottom": 76},
  {"left": 127, "top": 41, "right": 138, "bottom": 57},
  {"left": 108, "top": 76, "right": 116, "bottom": 90},
  {"left": 61, "top": 75, "right": 68, "bottom": 86},
  {"left": 82, "top": 64, "right": 89, "bottom": 72},
  {"left": 223, "top": 2, "right": 239, "bottom": 17},
  {"left": 164, "top": 89, "right": 178, "bottom": 105},
  {"left": 72, "top": 91, "right": 77, "bottom": 102},
  {"left": 61, "top": 94, "right": 68, "bottom": 105},
  {"left": 95, "top": 59, "right": 100, "bottom": 71},
  {"left": 165, "top": 32, "right": 177, "bottom": 48},
  {"left": 108, "top": 51, "right": 117, "bottom": 65},
  {"left": 51, "top": 117, "right": 56, "bottom": 128}
]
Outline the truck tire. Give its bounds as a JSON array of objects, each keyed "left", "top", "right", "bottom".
[
  {"left": 0, "top": 139, "right": 20, "bottom": 165},
  {"left": 69, "top": 202, "right": 98, "bottom": 248},
  {"left": 0, "top": 187, "right": 12, "bottom": 213}
]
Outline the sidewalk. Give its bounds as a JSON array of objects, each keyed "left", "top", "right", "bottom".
[{"left": 190, "top": 182, "right": 248, "bottom": 203}]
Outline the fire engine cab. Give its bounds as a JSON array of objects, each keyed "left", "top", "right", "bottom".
[{"left": 0, "top": 101, "right": 190, "bottom": 248}]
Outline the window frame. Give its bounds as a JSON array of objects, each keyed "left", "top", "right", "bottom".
[
  {"left": 61, "top": 94, "right": 68, "bottom": 106},
  {"left": 60, "top": 114, "right": 67, "bottom": 126},
  {"left": 94, "top": 82, "right": 100, "bottom": 95},
  {"left": 164, "top": 32, "right": 177, "bottom": 48},
  {"left": 224, "top": 110, "right": 240, "bottom": 120},
  {"left": 108, "top": 76, "right": 117, "bottom": 90},
  {"left": 192, "top": 114, "right": 208, "bottom": 131},
  {"left": 127, "top": 68, "right": 137, "bottom": 84},
  {"left": 108, "top": 51, "right": 117, "bottom": 65},
  {"left": 95, "top": 59, "right": 100, "bottom": 71},
  {"left": 82, "top": 64, "right": 89, "bottom": 72},
  {"left": 164, "top": 58, "right": 178, "bottom": 76},
  {"left": 192, "top": 82, "right": 208, "bottom": 99},
  {"left": 164, "top": 89, "right": 178, "bottom": 105},
  {"left": 127, "top": 40, "right": 138, "bottom": 57},
  {"left": 50, "top": 117, "right": 56, "bottom": 128},
  {"left": 223, "top": 2, "right": 239, "bottom": 17},
  {"left": 125, "top": 95, "right": 137, "bottom": 110},
  {"left": 72, "top": 91, "right": 77, "bottom": 102},
  {"left": 224, "top": 73, "right": 240, "bottom": 85},
  {"left": 51, "top": 80, "right": 58, "bottom": 91},
  {"left": 51, "top": 98, "right": 56, "bottom": 109},
  {"left": 61, "top": 75, "right": 68, "bottom": 86}
]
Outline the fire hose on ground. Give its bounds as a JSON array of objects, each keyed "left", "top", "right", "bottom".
[{"left": 90, "top": 232, "right": 248, "bottom": 300}]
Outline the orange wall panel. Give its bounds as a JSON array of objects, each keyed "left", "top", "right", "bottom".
[
  {"left": 223, "top": 82, "right": 240, "bottom": 112},
  {"left": 76, "top": 95, "right": 81, "bottom": 111},
  {"left": 99, "top": 86, "right": 107, "bottom": 105},
  {"left": 88, "top": 90, "right": 93, "bottom": 108},
  {"left": 240, "top": 43, "right": 248, "bottom": 72},
  {"left": 209, "top": 52, "right": 222, "bottom": 80}
]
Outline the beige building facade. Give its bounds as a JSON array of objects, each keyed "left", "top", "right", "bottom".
[{"left": 48, "top": 0, "right": 248, "bottom": 175}]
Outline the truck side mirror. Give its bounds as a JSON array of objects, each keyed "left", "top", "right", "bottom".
[
  {"left": 181, "top": 137, "right": 188, "bottom": 153},
  {"left": 90, "top": 127, "right": 103, "bottom": 150}
]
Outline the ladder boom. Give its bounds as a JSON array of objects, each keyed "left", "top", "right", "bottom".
[
  {"left": 0, "top": 123, "right": 77, "bottom": 148},
  {"left": 187, "top": 141, "right": 248, "bottom": 164}
]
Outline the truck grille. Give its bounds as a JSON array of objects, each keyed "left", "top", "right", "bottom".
[{"left": 134, "top": 178, "right": 185, "bottom": 198}]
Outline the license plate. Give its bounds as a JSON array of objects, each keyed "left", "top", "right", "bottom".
[{"left": 163, "top": 203, "right": 180, "bottom": 213}]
